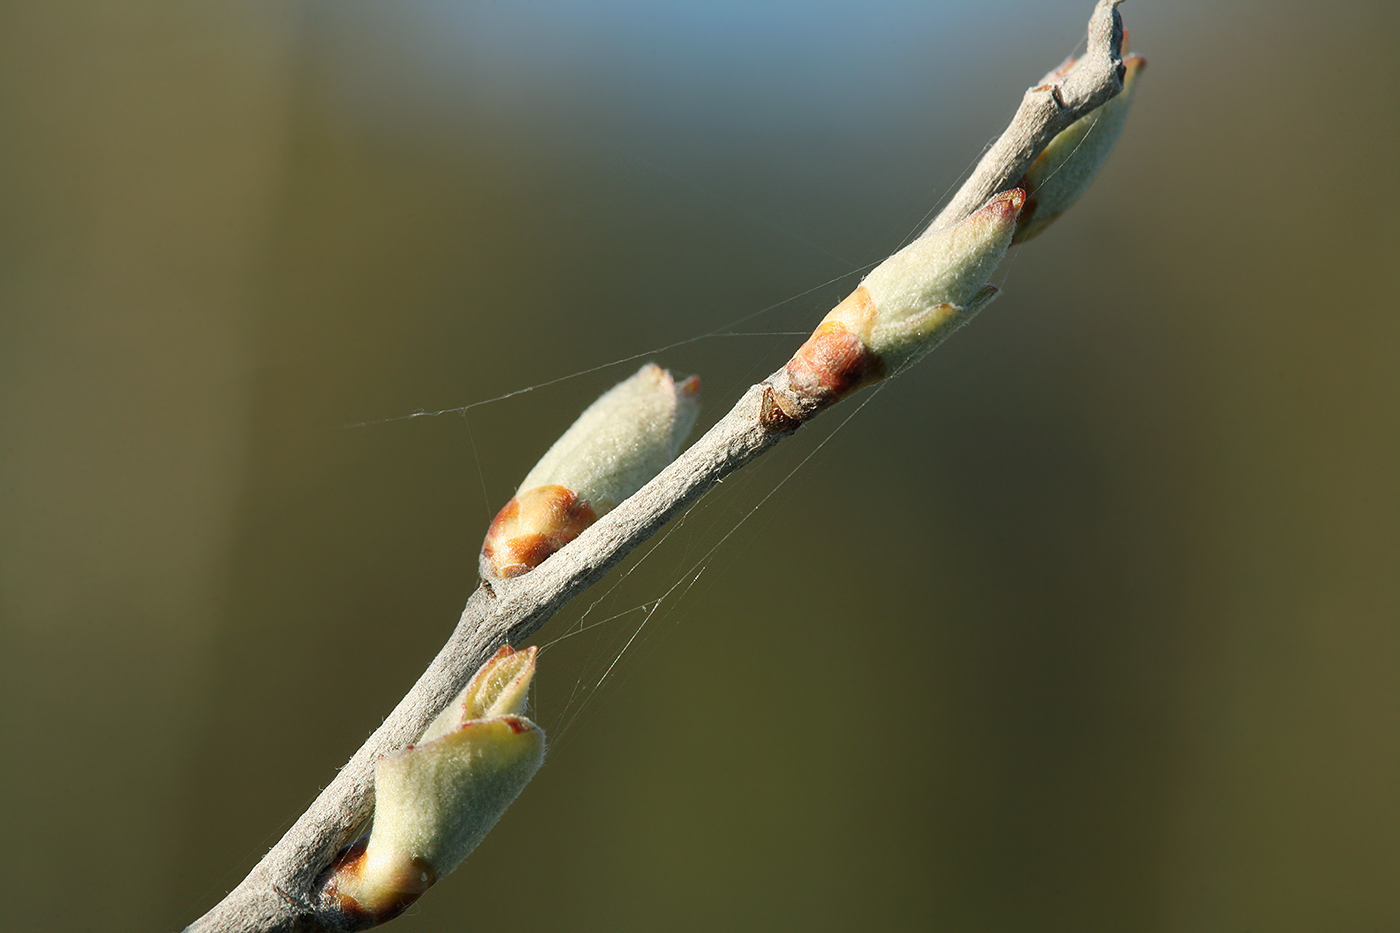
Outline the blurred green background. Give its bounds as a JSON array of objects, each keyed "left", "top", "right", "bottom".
[{"left": 3, "top": 1, "right": 1399, "bottom": 930}]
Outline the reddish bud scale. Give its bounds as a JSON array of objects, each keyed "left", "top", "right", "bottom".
[
  {"left": 326, "top": 839, "right": 437, "bottom": 930},
  {"left": 785, "top": 286, "right": 885, "bottom": 410},
  {"left": 482, "top": 484, "right": 598, "bottom": 578}
]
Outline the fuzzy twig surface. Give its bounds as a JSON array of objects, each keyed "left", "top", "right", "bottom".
[{"left": 184, "top": 3, "right": 1125, "bottom": 930}]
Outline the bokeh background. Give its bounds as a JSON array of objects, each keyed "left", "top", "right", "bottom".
[{"left": 3, "top": 1, "right": 1398, "bottom": 930}]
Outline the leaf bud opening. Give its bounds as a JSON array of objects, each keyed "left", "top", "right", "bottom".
[{"left": 327, "top": 646, "right": 546, "bottom": 926}]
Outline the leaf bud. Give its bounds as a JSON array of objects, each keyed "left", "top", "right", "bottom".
[
  {"left": 327, "top": 646, "right": 545, "bottom": 926},
  {"left": 783, "top": 188, "right": 1023, "bottom": 409},
  {"left": 482, "top": 363, "right": 701, "bottom": 578},
  {"left": 1014, "top": 53, "right": 1145, "bottom": 243}
]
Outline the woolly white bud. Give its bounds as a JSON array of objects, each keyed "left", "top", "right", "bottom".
[
  {"left": 482, "top": 364, "right": 700, "bottom": 579},
  {"left": 328, "top": 647, "right": 545, "bottom": 925},
  {"left": 782, "top": 189, "right": 1023, "bottom": 409}
]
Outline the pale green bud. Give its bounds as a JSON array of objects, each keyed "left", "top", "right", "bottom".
[
  {"left": 860, "top": 186, "right": 1023, "bottom": 371},
  {"left": 482, "top": 364, "right": 700, "bottom": 578},
  {"left": 328, "top": 646, "right": 545, "bottom": 925},
  {"left": 1014, "top": 54, "right": 1145, "bottom": 243},
  {"left": 781, "top": 188, "right": 1023, "bottom": 411}
]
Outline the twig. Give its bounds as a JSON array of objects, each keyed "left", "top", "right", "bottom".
[{"left": 184, "top": 3, "right": 1125, "bottom": 930}]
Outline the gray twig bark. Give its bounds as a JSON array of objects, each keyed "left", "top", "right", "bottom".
[{"left": 185, "top": 3, "right": 1126, "bottom": 930}]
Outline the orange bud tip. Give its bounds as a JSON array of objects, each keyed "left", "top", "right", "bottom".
[{"left": 989, "top": 187, "right": 1026, "bottom": 215}]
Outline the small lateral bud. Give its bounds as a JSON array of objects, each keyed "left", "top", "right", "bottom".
[
  {"left": 1014, "top": 54, "right": 1145, "bottom": 243},
  {"left": 781, "top": 189, "right": 1023, "bottom": 412},
  {"left": 327, "top": 646, "right": 545, "bottom": 927},
  {"left": 482, "top": 363, "right": 701, "bottom": 579}
]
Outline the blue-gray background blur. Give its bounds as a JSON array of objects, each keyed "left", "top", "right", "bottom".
[{"left": 3, "top": 1, "right": 1399, "bottom": 930}]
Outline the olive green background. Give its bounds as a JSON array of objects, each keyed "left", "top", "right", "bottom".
[{"left": 3, "top": 1, "right": 1398, "bottom": 930}]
